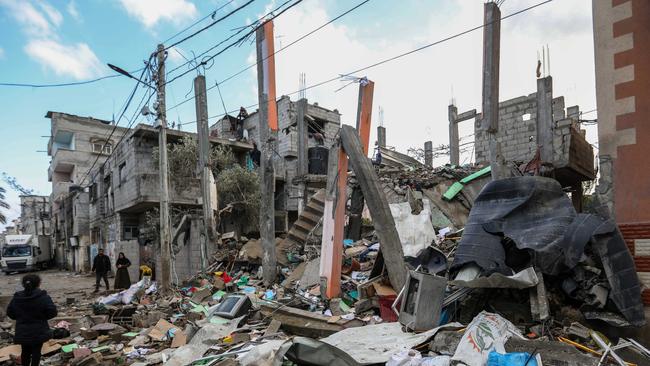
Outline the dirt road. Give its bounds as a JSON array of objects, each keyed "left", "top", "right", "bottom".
[{"left": 0, "top": 269, "right": 97, "bottom": 305}]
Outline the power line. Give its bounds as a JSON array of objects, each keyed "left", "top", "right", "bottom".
[
  {"left": 0, "top": 0, "right": 243, "bottom": 89},
  {"left": 169, "top": 0, "right": 367, "bottom": 112},
  {"left": 218, "top": 0, "right": 372, "bottom": 86},
  {"left": 163, "top": 0, "right": 257, "bottom": 52},
  {"left": 165, "top": 0, "right": 297, "bottom": 79},
  {"left": 164, "top": 0, "right": 304, "bottom": 87},
  {"left": 77, "top": 63, "right": 152, "bottom": 186},
  {"left": 161, "top": 0, "right": 238, "bottom": 45},
  {"left": 0, "top": 73, "right": 131, "bottom": 88},
  {"left": 180, "top": 0, "right": 553, "bottom": 126}
]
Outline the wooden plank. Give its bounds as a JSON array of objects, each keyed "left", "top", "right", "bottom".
[{"left": 340, "top": 125, "right": 406, "bottom": 291}]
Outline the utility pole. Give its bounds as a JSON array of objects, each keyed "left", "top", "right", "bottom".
[
  {"left": 156, "top": 44, "right": 172, "bottom": 292},
  {"left": 194, "top": 75, "right": 215, "bottom": 271},
  {"left": 481, "top": 2, "right": 506, "bottom": 179},
  {"left": 256, "top": 21, "right": 278, "bottom": 285}
]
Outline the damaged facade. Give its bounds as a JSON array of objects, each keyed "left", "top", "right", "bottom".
[
  {"left": 210, "top": 96, "right": 341, "bottom": 227},
  {"left": 87, "top": 125, "right": 252, "bottom": 282},
  {"left": 463, "top": 76, "right": 595, "bottom": 209},
  {"left": 46, "top": 111, "right": 128, "bottom": 271}
]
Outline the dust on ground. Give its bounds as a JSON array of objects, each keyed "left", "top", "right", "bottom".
[{"left": 0, "top": 269, "right": 97, "bottom": 304}]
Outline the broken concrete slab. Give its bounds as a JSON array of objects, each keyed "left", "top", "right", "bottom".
[
  {"left": 299, "top": 257, "right": 320, "bottom": 290},
  {"left": 321, "top": 321, "right": 462, "bottom": 365},
  {"left": 260, "top": 302, "right": 363, "bottom": 339}
]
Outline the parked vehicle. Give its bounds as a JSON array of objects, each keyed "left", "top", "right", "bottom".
[{"left": 1, "top": 235, "right": 51, "bottom": 274}]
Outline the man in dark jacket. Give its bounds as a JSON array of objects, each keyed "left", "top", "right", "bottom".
[
  {"left": 7, "top": 274, "right": 57, "bottom": 366},
  {"left": 92, "top": 249, "right": 111, "bottom": 292}
]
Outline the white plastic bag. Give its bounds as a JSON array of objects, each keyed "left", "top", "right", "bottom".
[
  {"left": 451, "top": 311, "right": 522, "bottom": 366},
  {"left": 387, "top": 349, "right": 422, "bottom": 366},
  {"left": 420, "top": 355, "right": 450, "bottom": 366}
]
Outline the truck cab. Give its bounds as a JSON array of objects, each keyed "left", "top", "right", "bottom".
[{"left": 1, "top": 234, "right": 50, "bottom": 274}]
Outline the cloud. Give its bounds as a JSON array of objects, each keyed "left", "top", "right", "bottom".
[
  {"left": 67, "top": 0, "right": 81, "bottom": 21},
  {"left": 1, "top": 0, "right": 104, "bottom": 80},
  {"left": 25, "top": 39, "right": 103, "bottom": 79},
  {"left": 0, "top": 47, "right": 4, "bottom": 59},
  {"left": 0, "top": 0, "right": 54, "bottom": 37},
  {"left": 243, "top": 0, "right": 596, "bottom": 165},
  {"left": 36, "top": 0, "right": 63, "bottom": 27},
  {"left": 120, "top": 0, "right": 197, "bottom": 28}
]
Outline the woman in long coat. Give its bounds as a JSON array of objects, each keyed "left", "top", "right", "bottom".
[
  {"left": 114, "top": 252, "right": 132, "bottom": 289},
  {"left": 7, "top": 274, "right": 57, "bottom": 366}
]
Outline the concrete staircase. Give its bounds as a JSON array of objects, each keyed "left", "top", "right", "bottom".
[
  {"left": 285, "top": 188, "right": 326, "bottom": 247},
  {"left": 276, "top": 189, "right": 326, "bottom": 266}
]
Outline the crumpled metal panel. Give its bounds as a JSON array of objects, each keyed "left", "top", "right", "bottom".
[{"left": 451, "top": 176, "right": 645, "bottom": 326}]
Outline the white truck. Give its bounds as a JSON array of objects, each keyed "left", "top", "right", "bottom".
[{"left": 1, "top": 234, "right": 52, "bottom": 274}]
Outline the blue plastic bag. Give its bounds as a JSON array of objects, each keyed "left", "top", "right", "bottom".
[{"left": 487, "top": 351, "right": 538, "bottom": 366}]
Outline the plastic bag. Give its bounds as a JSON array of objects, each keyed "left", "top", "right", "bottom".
[
  {"left": 487, "top": 351, "right": 538, "bottom": 366},
  {"left": 451, "top": 311, "right": 522, "bottom": 366},
  {"left": 420, "top": 356, "right": 450, "bottom": 366},
  {"left": 387, "top": 349, "right": 422, "bottom": 366}
]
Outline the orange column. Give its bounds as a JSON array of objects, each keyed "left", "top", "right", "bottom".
[
  {"left": 356, "top": 79, "right": 375, "bottom": 154},
  {"left": 261, "top": 21, "right": 278, "bottom": 131}
]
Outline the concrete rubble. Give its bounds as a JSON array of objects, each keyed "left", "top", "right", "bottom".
[{"left": 1, "top": 168, "right": 649, "bottom": 366}]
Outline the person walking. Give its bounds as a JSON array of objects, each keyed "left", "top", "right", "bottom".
[
  {"left": 92, "top": 249, "right": 111, "bottom": 292},
  {"left": 114, "top": 252, "right": 132, "bottom": 290},
  {"left": 6, "top": 274, "right": 57, "bottom": 366}
]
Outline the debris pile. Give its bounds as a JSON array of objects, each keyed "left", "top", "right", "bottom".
[{"left": 0, "top": 173, "right": 648, "bottom": 365}]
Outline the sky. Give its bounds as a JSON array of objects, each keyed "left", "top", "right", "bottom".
[{"left": 0, "top": 0, "right": 598, "bottom": 229}]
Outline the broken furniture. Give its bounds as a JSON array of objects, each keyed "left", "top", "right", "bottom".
[{"left": 398, "top": 270, "right": 446, "bottom": 331}]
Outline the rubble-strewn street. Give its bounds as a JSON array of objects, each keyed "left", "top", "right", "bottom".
[
  {"left": 2, "top": 0, "right": 650, "bottom": 365},
  {"left": 0, "top": 271, "right": 96, "bottom": 304}
]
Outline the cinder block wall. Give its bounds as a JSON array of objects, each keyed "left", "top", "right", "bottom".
[{"left": 474, "top": 94, "right": 570, "bottom": 165}]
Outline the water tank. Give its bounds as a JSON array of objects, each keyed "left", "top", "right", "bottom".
[{"left": 308, "top": 147, "right": 329, "bottom": 175}]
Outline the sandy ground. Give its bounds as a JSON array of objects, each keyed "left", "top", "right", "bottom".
[{"left": 0, "top": 269, "right": 98, "bottom": 305}]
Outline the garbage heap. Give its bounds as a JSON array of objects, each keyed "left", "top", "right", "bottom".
[{"left": 0, "top": 174, "right": 648, "bottom": 366}]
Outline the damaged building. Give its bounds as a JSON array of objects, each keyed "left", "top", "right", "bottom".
[
  {"left": 210, "top": 96, "right": 341, "bottom": 228},
  {"left": 449, "top": 76, "right": 596, "bottom": 211},
  {"left": 46, "top": 111, "right": 129, "bottom": 271},
  {"left": 88, "top": 124, "right": 251, "bottom": 281}
]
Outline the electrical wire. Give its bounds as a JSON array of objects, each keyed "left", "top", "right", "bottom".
[
  {"left": 164, "top": 0, "right": 297, "bottom": 79},
  {"left": 179, "top": 0, "right": 553, "bottom": 126},
  {"left": 169, "top": 0, "right": 367, "bottom": 112},
  {"left": 0, "top": 0, "right": 241, "bottom": 89},
  {"left": 162, "top": 0, "right": 257, "bottom": 52},
  {"left": 77, "top": 62, "right": 152, "bottom": 186},
  {"left": 164, "top": 0, "right": 304, "bottom": 87},
  {"left": 161, "top": 0, "right": 238, "bottom": 45}
]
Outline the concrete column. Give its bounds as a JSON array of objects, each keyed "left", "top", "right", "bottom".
[
  {"left": 448, "top": 105, "right": 459, "bottom": 166},
  {"left": 377, "top": 126, "right": 386, "bottom": 148},
  {"left": 424, "top": 141, "right": 433, "bottom": 167},
  {"left": 481, "top": 2, "right": 504, "bottom": 179},
  {"left": 536, "top": 76, "right": 554, "bottom": 163}
]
